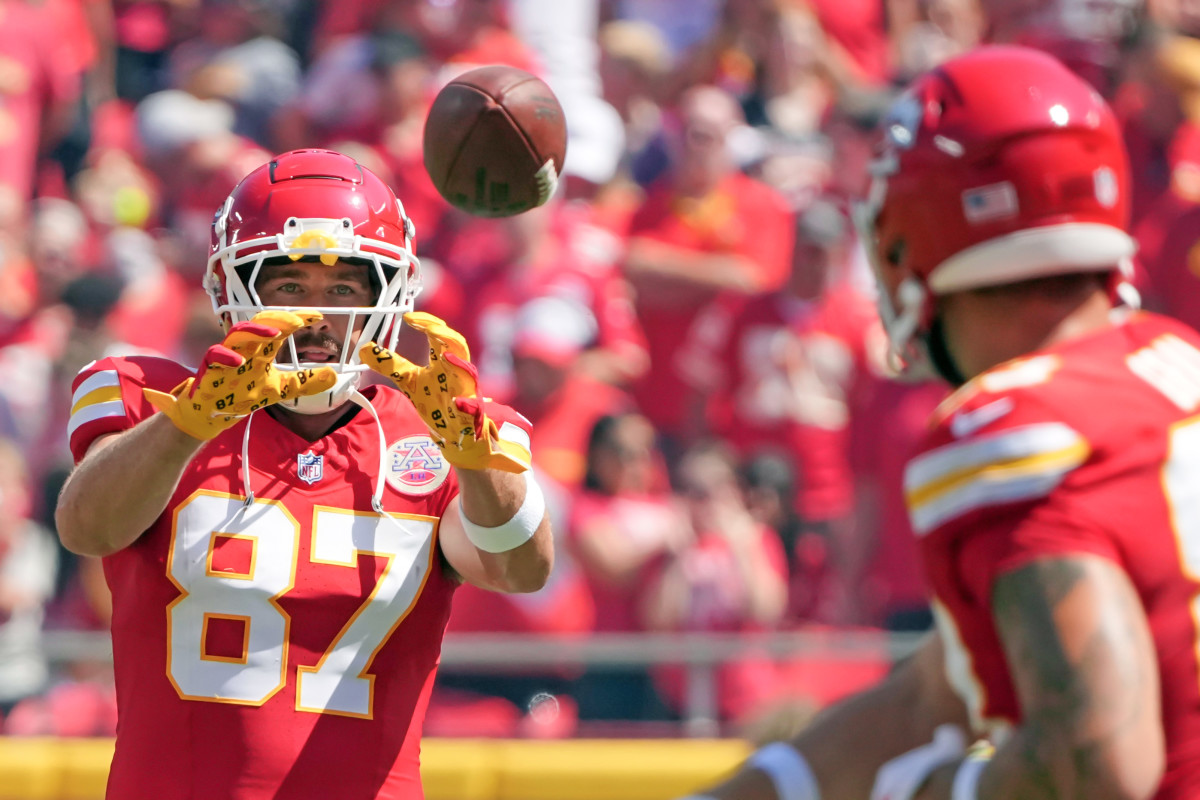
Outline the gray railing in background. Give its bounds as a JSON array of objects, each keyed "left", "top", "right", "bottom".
[{"left": 40, "top": 630, "right": 927, "bottom": 737}]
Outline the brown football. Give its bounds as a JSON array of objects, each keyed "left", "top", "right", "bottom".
[{"left": 423, "top": 65, "right": 567, "bottom": 218}]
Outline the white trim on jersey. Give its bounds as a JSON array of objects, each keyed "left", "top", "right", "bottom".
[
  {"left": 67, "top": 400, "right": 127, "bottom": 439},
  {"left": 68, "top": 369, "right": 125, "bottom": 439},
  {"left": 71, "top": 369, "right": 121, "bottom": 408},
  {"left": 905, "top": 422, "right": 1090, "bottom": 536}
]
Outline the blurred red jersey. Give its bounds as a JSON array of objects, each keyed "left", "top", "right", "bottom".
[
  {"left": 679, "top": 284, "right": 879, "bottom": 521},
  {"left": 67, "top": 355, "right": 510, "bottom": 800},
  {"left": 907, "top": 312, "right": 1200, "bottom": 798}
]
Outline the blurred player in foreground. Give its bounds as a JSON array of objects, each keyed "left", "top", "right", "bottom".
[
  {"left": 682, "top": 45, "right": 1200, "bottom": 800},
  {"left": 54, "top": 149, "right": 553, "bottom": 799}
]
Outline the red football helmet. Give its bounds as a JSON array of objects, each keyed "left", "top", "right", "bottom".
[
  {"left": 206, "top": 149, "right": 421, "bottom": 413},
  {"left": 858, "top": 46, "right": 1136, "bottom": 374}
]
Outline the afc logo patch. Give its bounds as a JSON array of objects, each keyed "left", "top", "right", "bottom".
[
  {"left": 297, "top": 451, "right": 324, "bottom": 485},
  {"left": 385, "top": 435, "right": 451, "bottom": 496}
]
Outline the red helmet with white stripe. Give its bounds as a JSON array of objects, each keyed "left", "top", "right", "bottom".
[
  {"left": 858, "top": 46, "right": 1136, "bottom": 374},
  {"left": 205, "top": 149, "right": 421, "bottom": 413}
]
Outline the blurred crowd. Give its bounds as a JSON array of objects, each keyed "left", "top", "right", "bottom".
[{"left": 4, "top": 0, "right": 1200, "bottom": 738}]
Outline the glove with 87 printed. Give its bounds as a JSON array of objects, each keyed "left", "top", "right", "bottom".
[
  {"left": 359, "top": 311, "right": 530, "bottom": 473},
  {"left": 144, "top": 310, "right": 338, "bottom": 440}
]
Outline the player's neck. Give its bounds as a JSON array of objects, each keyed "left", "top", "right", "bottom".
[
  {"left": 266, "top": 403, "right": 361, "bottom": 442},
  {"left": 942, "top": 285, "right": 1114, "bottom": 379}
]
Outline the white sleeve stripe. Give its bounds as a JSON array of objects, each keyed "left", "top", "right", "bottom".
[
  {"left": 905, "top": 423, "right": 1084, "bottom": 492},
  {"left": 67, "top": 399, "right": 127, "bottom": 439},
  {"left": 497, "top": 420, "right": 532, "bottom": 453},
  {"left": 71, "top": 370, "right": 121, "bottom": 407},
  {"left": 909, "top": 465, "right": 1079, "bottom": 535}
]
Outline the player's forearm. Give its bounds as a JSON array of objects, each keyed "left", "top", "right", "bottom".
[
  {"left": 915, "top": 718, "right": 1162, "bottom": 800},
  {"left": 625, "top": 239, "right": 760, "bottom": 292},
  {"left": 455, "top": 468, "right": 554, "bottom": 593},
  {"left": 700, "top": 635, "right": 967, "bottom": 800},
  {"left": 56, "top": 415, "right": 204, "bottom": 556}
]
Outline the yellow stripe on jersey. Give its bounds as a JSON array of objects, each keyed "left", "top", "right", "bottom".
[
  {"left": 496, "top": 419, "right": 533, "bottom": 467},
  {"left": 67, "top": 369, "right": 126, "bottom": 439},
  {"left": 904, "top": 422, "right": 1090, "bottom": 536},
  {"left": 70, "top": 384, "right": 122, "bottom": 416}
]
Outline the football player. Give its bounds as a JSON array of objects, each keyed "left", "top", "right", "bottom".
[
  {"left": 54, "top": 149, "right": 553, "bottom": 799},
  {"left": 680, "top": 46, "right": 1200, "bottom": 800}
]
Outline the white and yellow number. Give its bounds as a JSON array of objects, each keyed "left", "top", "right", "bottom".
[
  {"left": 297, "top": 507, "right": 436, "bottom": 718},
  {"left": 166, "top": 491, "right": 436, "bottom": 716}
]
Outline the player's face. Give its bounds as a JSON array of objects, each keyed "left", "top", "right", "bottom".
[{"left": 254, "top": 259, "right": 376, "bottom": 361}]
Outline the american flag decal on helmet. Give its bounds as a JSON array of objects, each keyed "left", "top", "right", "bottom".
[{"left": 961, "top": 182, "right": 1018, "bottom": 224}]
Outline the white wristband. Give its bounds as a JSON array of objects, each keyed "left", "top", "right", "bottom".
[
  {"left": 951, "top": 753, "right": 989, "bottom": 800},
  {"left": 457, "top": 470, "right": 545, "bottom": 553},
  {"left": 747, "top": 742, "right": 820, "bottom": 800}
]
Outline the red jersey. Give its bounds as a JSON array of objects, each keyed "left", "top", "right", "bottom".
[
  {"left": 68, "top": 356, "right": 529, "bottom": 800},
  {"left": 679, "top": 285, "right": 880, "bottom": 520},
  {"left": 567, "top": 490, "right": 685, "bottom": 633},
  {"left": 906, "top": 313, "right": 1200, "bottom": 798},
  {"left": 627, "top": 172, "right": 793, "bottom": 437}
]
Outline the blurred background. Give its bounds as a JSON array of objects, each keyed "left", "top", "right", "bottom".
[{"left": 2, "top": 0, "right": 1200, "bottom": 793}]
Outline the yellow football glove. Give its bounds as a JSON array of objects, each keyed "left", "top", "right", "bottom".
[
  {"left": 144, "top": 310, "right": 338, "bottom": 440},
  {"left": 359, "top": 311, "right": 529, "bottom": 473}
]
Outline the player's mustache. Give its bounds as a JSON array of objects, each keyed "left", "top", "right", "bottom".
[{"left": 289, "top": 332, "right": 341, "bottom": 353}]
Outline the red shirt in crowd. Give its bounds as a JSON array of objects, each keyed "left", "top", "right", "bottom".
[
  {"left": 0, "top": 1, "right": 81, "bottom": 202},
  {"left": 567, "top": 490, "right": 685, "bottom": 633},
  {"left": 647, "top": 525, "right": 789, "bottom": 722},
  {"left": 626, "top": 171, "right": 792, "bottom": 438},
  {"left": 679, "top": 283, "right": 879, "bottom": 521}
]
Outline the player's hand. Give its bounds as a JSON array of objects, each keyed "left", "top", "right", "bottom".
[
  {"left": 144, "top": 310, "right": 338, "bottom": 440},
  {"left": 359, "top": 311, "right": 529, "bottom": 473},
  {"left": 870, "top": 724, "right": 966, "bottom": 800}
]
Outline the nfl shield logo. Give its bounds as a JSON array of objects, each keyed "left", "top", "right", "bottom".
[{"left": 297, "top": 451, "right": 323, "bottom": 485}]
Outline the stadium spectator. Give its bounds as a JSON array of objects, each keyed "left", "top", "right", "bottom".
[
  {"left": 677, "top": 199, "right": 876, "bottom": 623},
  {"left": 53, "top": 149, "right": 553, "bottom": 798},
  {"left": 565, "top": 411, "right": 687, "bottom": 720},
  {"left": 642, "top": 439, "right": 788, "bottom": 724},
  {"left": 436, "top": 199, "right": 648, "bottom": 400},
  {"left": 0, "top": 437, "right": 57, "bottom": 721},
  {"left": 624, "top": 84, "right": 792, "bottom": 455},
  {"left": 0, "top": 0, "right": 83, "bottom": 231},
  {"left": 167, "top": 0, "right": 301, "bottom": 147},
  {"left": 1132, "top": 32, "right": 1200, "bottom": 331}
]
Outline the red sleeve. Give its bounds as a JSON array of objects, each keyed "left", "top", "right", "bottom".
[
  {"left": 482, "top": 398, "right": 535, "bottom": 460},
  {"left": 951, "top": 496, "right": 1123, "bottom": 609},
  {"left": 67, "top": 355, "right": 192, "bottom": 463}
]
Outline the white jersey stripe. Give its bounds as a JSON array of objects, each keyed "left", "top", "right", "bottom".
[
  {"left": 67, "top": 399, "right": 127, "bottom": 440},
  {"left": 71, "top": 369, "right": 121, "bottom": 407},
  {"left": 905, "top": 423, "right": 1089, "bottom": 536}
]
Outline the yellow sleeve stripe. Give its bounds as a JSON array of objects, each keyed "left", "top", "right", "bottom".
[
  {"left": 67, "top": 369, "right": 126, "bottom": 440},
  {"left": 70, "top": 384, "right": 122, "bottom": 416},
  {"left": 71, "top": 369, "right": 120, "bottom": 407},
  {"left": 904, "top": 423, "right": 1089, "bottom": 535}
]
